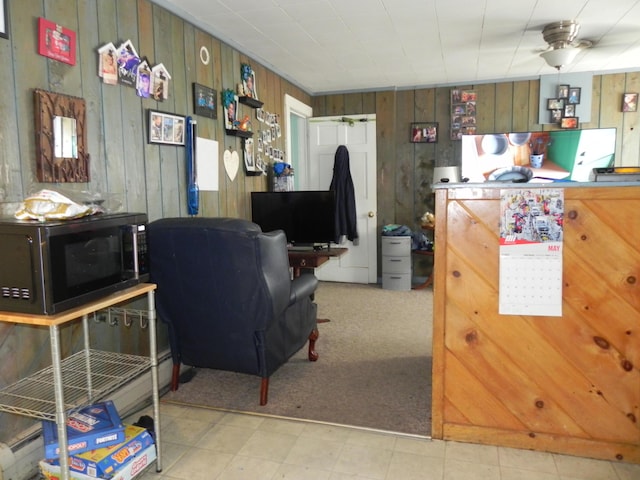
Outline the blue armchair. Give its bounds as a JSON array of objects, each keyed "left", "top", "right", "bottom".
[{"left": 148, "top": 217, "right": 319, "bottom": 405}]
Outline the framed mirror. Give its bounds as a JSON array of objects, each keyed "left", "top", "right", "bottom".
[{"left": 34, "top": 89, "right": 89, "bottom": 182}]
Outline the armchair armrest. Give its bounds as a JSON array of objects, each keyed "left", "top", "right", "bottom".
[{"left": 290, "top": 273, "right": 318, "bottom": 305}]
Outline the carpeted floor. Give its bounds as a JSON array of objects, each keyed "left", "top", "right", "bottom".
[{"left": 162, "top": 281, "right": 433, "bottom": 436}]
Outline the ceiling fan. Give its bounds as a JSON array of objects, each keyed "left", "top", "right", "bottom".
[{"left": 539, "top": 21, "right": 593, "bottom": 70}]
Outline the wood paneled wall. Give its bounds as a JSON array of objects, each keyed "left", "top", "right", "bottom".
[
  {"left": 0, "top": 0, "right": 310, "bottom": 444},
  {"left": 313, "top": 74, "right": 640, "bottom": 234}
]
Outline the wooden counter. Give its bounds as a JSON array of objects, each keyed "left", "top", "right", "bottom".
[{"left": 432, "top": 183, "right": 640, "bottom": 463}]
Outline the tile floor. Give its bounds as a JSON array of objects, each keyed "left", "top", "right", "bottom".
[{"left": 131, "top": 402, "right": 640, "bottom": 480}]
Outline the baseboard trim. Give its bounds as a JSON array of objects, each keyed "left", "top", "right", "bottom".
[{"left": 0, "top": 350, "right": 173, "bottom": 480}]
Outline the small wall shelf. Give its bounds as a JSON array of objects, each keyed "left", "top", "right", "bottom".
[
  {"left": 238, "top": 96, "right": 263, "bottom": 109},
  {"left": 225, "top": 129, "right": 253, "bottom": 138}
]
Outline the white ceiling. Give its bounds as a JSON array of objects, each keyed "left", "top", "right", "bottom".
[{"left": 154, "top": 0, "right": 640, "bottom": 95}]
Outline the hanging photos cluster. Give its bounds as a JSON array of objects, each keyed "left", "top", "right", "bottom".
[
  {"left": 256, "top": 108, "right": 283, "bottom": 168},
  {"left": 450, "top": 89, "right": 477, "bottom": 140},
  {"left": 547, "top": 84, "right": 580, "bottom": 129},
  {"left": 97, "top": 40, "right": 171, "bottom": 101}
]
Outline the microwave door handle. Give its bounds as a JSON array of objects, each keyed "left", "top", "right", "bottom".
[{"left": 132, "top": 230, "right": 139, "bottom": 279}]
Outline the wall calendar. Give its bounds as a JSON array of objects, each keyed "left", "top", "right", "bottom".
[{"left": 499, "top": 189, "right": 564, "bottom": 316}]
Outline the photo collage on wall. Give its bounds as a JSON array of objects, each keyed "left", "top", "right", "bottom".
[
  {"left": 97, "top": 40, "right": 171, "bottom": 101},
  {"left": 547, "top": 84, "right": 580, "bottom": 129},
  {"left": 253, "top": 108, "right": 282, "bottom": 174},
  {"left": 450, "top": 89, "right": 477, "bottom": 140}
]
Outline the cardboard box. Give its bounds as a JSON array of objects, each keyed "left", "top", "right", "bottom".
[
  {"left": 48, "top": 425, "right": 154, "bottom": 478},
  {"left": 42, "top": 401, "right": 125, "bottom": 459},
  {"left": 39, "top": 443, "right": 156, "bottom": 480}
]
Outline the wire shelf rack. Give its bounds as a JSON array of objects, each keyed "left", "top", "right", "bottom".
[{"left": 0, "top": 349, "right": 150, "bottom": 421}]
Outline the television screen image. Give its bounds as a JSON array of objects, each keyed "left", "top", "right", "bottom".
[
  {"left": 251, "top": 191, "right": 336, "bottom": 247},
  {"left": 461, "top": 128, "right": 616, "bottom": 183}
]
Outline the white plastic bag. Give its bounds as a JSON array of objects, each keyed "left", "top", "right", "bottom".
[{"left": 14, "top": 189, "right": 103, "bottom": 221}]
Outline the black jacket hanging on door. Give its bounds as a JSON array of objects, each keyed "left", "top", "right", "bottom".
[{"left": 330, "top": 145, "right": 358, "bottom": 244}]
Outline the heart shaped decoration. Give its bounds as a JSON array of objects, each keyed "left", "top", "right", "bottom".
[{"left": 224, "top": 149, "right": 239, "bottom": 182}]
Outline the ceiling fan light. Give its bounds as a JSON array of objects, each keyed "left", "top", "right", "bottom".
[{"left": 540, "top": 47, "right": 581, "bottom": 69}]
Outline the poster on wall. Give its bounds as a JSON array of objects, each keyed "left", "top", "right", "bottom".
[
  {"left": 450, "top": 89, "right": 476, "bottom": 140},
  {"left": 498, "top": 189, "right": 564, "bottom": 317}
]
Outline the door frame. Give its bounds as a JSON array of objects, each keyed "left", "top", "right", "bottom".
[{"left": 284, "top": 94, "right": 313, "bottom": 190}]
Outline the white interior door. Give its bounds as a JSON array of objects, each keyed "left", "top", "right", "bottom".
[{"left": 307, "top": 115, "right": 377, "bottom": 284}]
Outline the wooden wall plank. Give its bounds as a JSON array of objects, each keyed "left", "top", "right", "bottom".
[
  {"left": 494, "top": 82, "right": 513, "bottom": 133},
  {"left": 395, "top": 89, "right": 415, "bottom": 226},
  {"left": 512, "top": 81, "right": 530, "bottom": 132},
  {"left": 0, "top": 3, "right": 22, "bottom": 206},
  {"left": 375, "top": 91, "right": 396, "bottom": 227}
]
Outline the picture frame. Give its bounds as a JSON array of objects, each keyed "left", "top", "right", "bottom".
[
  {"left": 0, "top": 0, "right": 8, "bottom": 39},
  {"left": 222, "top": 89, "right": 238, "bottom": 130},
  {"left": 241, "top": 63, "right": 258, "bottom": 100},
  {"left": 560, "top": 117, "right": 579, "bottom": 129},
  {"left": 37, "top": 17, "right": 76, "bottom": 66},
  {"left": 410, "top": 122, "right": 438, "bottom": 143},
  {"left": 193, "top": 83, "right": 217, "bottom": 119},
  {"left": 547, "top": 98, "right": 564, "bottom": 110},
  {"left": 568, "top": 87, "right": 581, "bottom": 104},
  {"left": 148, "top": 110, "right": 186, "bottom": 146},
  {"left": 550, "top": 109, "right": 562, "bottom": 124},
  {"left": 622, "top": 93, "right": 638, "bottom": 112},
  {"left": 557, "top": 84, "right": 569, "bottom": 99},
  {"left": 564, "top": 104, "right": 575, "bottom": 117}
]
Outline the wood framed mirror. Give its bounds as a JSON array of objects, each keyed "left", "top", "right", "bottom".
[{"left": 34, "top": 89, "right": 89, "bottom": 182}]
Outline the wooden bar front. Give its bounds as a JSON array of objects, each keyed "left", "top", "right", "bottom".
[{"left": 431, "top": 184, "right": 640, "bottom": 463}]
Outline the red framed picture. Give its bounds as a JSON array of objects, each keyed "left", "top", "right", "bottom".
[{"left": 38, "top": 17, "right": 76, "bottom": 66}]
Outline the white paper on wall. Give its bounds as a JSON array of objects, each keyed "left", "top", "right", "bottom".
[
  {"left": 498, "top": 188, "right": 564, "bottom": 316},
  {"left": 196, "top": 137, "right": 219, "bottom": 191}
]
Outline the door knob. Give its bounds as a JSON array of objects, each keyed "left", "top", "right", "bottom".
[{"left": 368, "top": 211, "right": 375, "bottom": 218}]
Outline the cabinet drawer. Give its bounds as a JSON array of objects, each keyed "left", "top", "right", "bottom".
[
  {"left": 381, "top": 255, "right": 411, "bottom": 274},
  {"left": 381, "top": 236, "right": 411, "bottom": 256},
  {"left": 382, "top": 273, "right": 411, "bottom": 291}
]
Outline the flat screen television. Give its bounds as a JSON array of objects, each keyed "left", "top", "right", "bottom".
[{"left": 251, "top": 190, "right": 336, "bottom": 247}]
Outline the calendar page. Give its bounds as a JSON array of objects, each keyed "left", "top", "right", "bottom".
[{"left": 499, "top": 189, "right": 564, "bottom": 316}]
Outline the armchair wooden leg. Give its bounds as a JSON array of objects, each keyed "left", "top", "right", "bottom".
[
  {"left": 308, "top": 327, "right": 319, "bottom": 361},
  {"left": 171, "top": 363, "right": 181, "bottom": 391},
  {"left": 260, "top": 377, "right": 269, "bottom": 405}
]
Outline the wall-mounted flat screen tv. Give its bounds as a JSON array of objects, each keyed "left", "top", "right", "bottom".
[
  {"left": 251, "top": 190, "right": 336, "bottom": 247},
  {"left": 461, "top": 128, "right": 616, "bottom": 183}
]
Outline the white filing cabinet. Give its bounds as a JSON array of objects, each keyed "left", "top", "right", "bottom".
[{"left": 381, "top": 235, "right": 411, "bottom": 290}]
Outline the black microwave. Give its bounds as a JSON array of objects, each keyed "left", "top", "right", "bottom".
[{"left": 0, "top": 212, "right": 149, "bottom": 315}]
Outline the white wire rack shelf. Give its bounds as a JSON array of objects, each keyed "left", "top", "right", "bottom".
[{"left": 0, "top": 349, "right": 150, "bottom": 421}]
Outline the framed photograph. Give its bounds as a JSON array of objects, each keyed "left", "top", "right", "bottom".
[
  {"left": 222, "top": 90, "right": 238, "bottom": 129},
  {"left": 0, "top": 0, "right": 8, "bottom": 39},
  {"left": 241, "top": 63, "right": 258, "bottom": 100},
  {"left": 547, "top": 98, "right": 564, "bottom": 110},
  {"left": 550, "top": 109, "right": 562, "bottom": 124},
  {"left": 557, "top": 84, "right": 569, "bottom": 99},
  {"left": 148, "top": 110, "right": 186, "bottom": 146},
  {"left": 560, "top": 117, "right": 579, "bottom": 129},
  {"left": 244, "top": 138, "right": 257, "bottom": 172},
  {"left": 37, "top": 17, "right": 76, "bottom": 65},
  {"left": 410, "top": 122, "right": 438, "bottom": 143},
  {"left": 564, "top": 104, "right": 575, "bottom": 117},
  {"left": 622, "top": 93, "right": 638, "bottom": 112},
  {"left": 193, "top": 83, "right": 217, "bottom": 119},
  {"left": 568, "top": 87, "right": 581, "bottom": 104}
]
